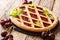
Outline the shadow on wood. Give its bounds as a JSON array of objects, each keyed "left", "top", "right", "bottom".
[{"left": 13, "top": 20, "right": 59, "bottom": 36}]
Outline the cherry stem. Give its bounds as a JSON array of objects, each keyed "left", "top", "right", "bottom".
[
  {"left": 8, "top": 26, "right": 13, "bottom": 33},
  {"left": 5, "top": 26, "right": 13, "bottom": 35},
  {"left": 23, "top": 0, "right": 28, "bottom": 3}
]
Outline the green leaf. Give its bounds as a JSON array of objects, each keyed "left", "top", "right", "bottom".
[
  {"left": 17, "top": 9, "right": 23, "bottom": 15},
  {"left": 48, "top": 14, "right": 54, "bottom": 19},
  {"left": 29, "top": 3, "right": 34, "bottom": 7},
  {"left": 10, "top": 9, "right": 23, "bottom": 17},
  {"left": 43, "top": 10, "right": 49, "bottom": 15},
  {"left": 43, "top": 10, "right": 54, "bottom": 19},
  {"left": 10, "top": 10, "right": 17, "bottom": 16},
  {"left": 10, "top": 13, "right": 16, "bottom": 17},
  {"left": 36, "top": 20, "right": 40, "bottom": 26}
]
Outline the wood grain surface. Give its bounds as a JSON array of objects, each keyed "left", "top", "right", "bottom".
[{"left": 0, "top": 0, "right": 60, "bottom": 40}]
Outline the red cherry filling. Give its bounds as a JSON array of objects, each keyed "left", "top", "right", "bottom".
[
  {"left": 30, "top": 13, "right": 38, "bottom": 19},
  {"left": 28, "top": 8, "right": 35, "bottom": 13},
  {"left": 32, "top": 19, "right": 37, "bottom": 24},
  {"left": 38, "top": 11, "right": 46, "bottom": 16},
  {"left": 24, "top": 22, "right": 31, "bottom": 27},
  {"left": 22, "top": 16, "right": 30, "bottom": 22},
  {"left": 43, "top": 22, "right": 50, "bottom": 27},
  {"left": 34, "top": 25, "right": 41, "bottom": 28},
  {"left": 37, "top": 7, "right": 43, "bottom": 10},
  {"left": 51, "top": 19, "right": 54, "bottom": 23},
  {"left": 40, "top": 16, "right": 48, "bottom": 22},
  {"left": 23, "top": 12, "right": 28, "bottom": 16},
  {"left": 20, "top": 6, "right": 25, "bottom": 10}
]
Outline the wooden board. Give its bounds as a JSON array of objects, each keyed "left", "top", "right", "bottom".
[
  {"left": 52, "top": 0, "right": 60, "bottom": 40},
  {"left": 0, "top": 0, "right": 60, "bottom": 40}
]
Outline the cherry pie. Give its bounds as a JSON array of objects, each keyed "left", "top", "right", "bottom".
[{"left": 10, "top": 4, "right": 58, "bottom": 32}]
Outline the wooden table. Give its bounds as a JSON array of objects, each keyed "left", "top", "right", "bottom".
[{"left": 0, "top": 0, "right": 60, "bottom": 40}]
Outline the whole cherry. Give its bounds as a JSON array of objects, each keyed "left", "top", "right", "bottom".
[
  {"left": 41, "top": 32, "right": 48, "bottom": 39},
  {"left": 0, "top": 20, "right": 5, "bottom": 26},
  {"left": 4, "top": 22, "right": 12, "bottom": 28},
  {"left": 48, "top": 33, "right": 55, "bottom": 40},
  {"left": 1, "top": 31, "right": 7, "bottom": 37}
]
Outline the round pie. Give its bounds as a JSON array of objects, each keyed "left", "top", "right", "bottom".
[{"left": 10, "top": 4, "right": 58, "bottom": 32}]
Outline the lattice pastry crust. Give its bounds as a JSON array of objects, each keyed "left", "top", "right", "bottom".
[{"left": 10, "top": 4, "right": 58, "bottom": 32}]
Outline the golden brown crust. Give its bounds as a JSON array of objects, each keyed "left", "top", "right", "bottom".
[{"left": 10, "top": 4, "right": 58, "bottom": 32}]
